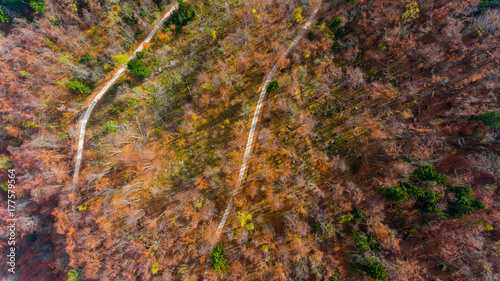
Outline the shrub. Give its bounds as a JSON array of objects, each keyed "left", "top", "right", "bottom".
[
  {"left": 293, "top": 7, "right": 303, "bottom": 23},
  {"left": 412, "top": 164, "right": 449, "bottom": 185},
  {"left": 415, "top": 201, "right": 447, "bottom": 218},
  {"left": 474, "top": 110, "right": 500, "bottom": 129},
  {"left": 165, "top": 0, "right": 196, "bottom": 31},
  {"left": 135, "top": 51, "right": 144, "bottom": 59},
  {"left": 267, "top": 79, "right": 279, "bottom": 93},
  {"left": 2, "top": 0, "right": 46, "bottom": 20},
  {"left": 384, "top": 172, "right": 446, "bottom": 216},
  {"left": 479, "top": 0, "right": 500, "bottom": 11},
  {"left": 447, "top": 185, "right": 484, "bottom": 218},
  {"left": 364, "top": 233, "right": 382, "bottom": 252},
  {"left": 382, "top": 171, "right": 436, "bottom": 215},
  {"left": 112, "top": 53, "right": 129, "bottom": 64},
  {"left": 3, "top": 0, "right": 26, "bottom": 12},
  {"left": 311, "top": 223, "right": 321, "bottom": 233},
  {"left": 123, "top": 16, "right": 137, "bottom": 26},
  {"left": 401, "top": 1, "right": 419, "bottom": 24},
  {"left": 108, "top": 83, "right": 120, "bottom": 95},
  {"left": 78, "top": 56, "right": 94, "bottom": 65},
  {"left": 128, "top": 98, "right": 138, "bottom": 106},
  {"left": 121, "top": 6, "right": 137, "bottom": 26},
  {"left": 353, "top": 231, "right": 382, "bottom": 252},
  {"left": 29, "top": 0, "right": 46, "bottom": 14},
  {"left": 209, "top": 244, "right": 227, "bottom": 272},
  {"left": 329, "top": 17, "right": 342, "bottom": 31},
  {"left": 65, "top": 79, "right": 92, "bottom": 95},
  {"left": 401, "top": 182, "right": 424, "bottom": 198},
  {"left": 0, "top": 6, "right": 9, "bottom": 23},
  {"left": 382, "top": 184, "right": 409, "bottom": 202},
  {"left": 134, "top": 30, "right": 143, "bottom": 40},
  {"left": 354, "top": 254, "right": 387, "bottom": 281},
  {"left": 421, "top": 190, "right": 442, "bottom": 203},
  {"left": 127, "top": 59, "right": 150, "bottom": 78},
  {"left": 353, "top": 231, "right": 371, "bottom": 251},
  {"left": 67, "top": 269, "right": 81, "bottom": 281},
  {"left": 0, "top": 156, "right": 12, "bottom": 169},
  {"left": 320, "top": 222, "right": 334, "bottom": 236},
  {"left": 105, "top": 121, "right": 118, "bottom": 132},
  {"left": 350, "top": 208, "right": 365, "bottom": 226},
  {"left": 157, "top": 31, "right": 170, "bottom": 42},
  {"left": 237, "top": 210, "right": 254, "bottom": 230},
  {"left": 483, "top": 223, "right": 494, "bottom": 231},
  {"left": 335, "top": 28, "right": 346, "bottom": 38},
  {"left": 382, "top": 164, "right": 483, "bottom": 219},
  {"left": 329, "top": 274, "right": 341, "bottom": 281},
  {"left": 151, "top": 262, "right": 159, "bottom": 274}
]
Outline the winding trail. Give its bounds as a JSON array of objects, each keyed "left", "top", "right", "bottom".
[
  {"left": 73, "top": 3, "right": 179, "bottom": 184},
  {"left": 213, "top": 0, "right": 323, "bottom": 242}
]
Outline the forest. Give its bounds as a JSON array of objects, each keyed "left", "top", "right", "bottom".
[{"left": 0, "top": 0, "right": 499, "bottom": 280}]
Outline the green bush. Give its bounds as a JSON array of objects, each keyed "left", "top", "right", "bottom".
[
  {"left": 307, "top": 31, "right": 315, "bottom": 41},
  {"left": 382, "top": 184, "right": 409, "bottom": 202},
  {"left": 415, "top": 201, "right": 446, "bottom": 218},
  {"left": 3, "top": 0, "right": 24, "bottom": 12},
  {"left": 383, "top": 173, "right": 445, "bottom": 216},
  {"left": 329, "top": 274, "right": 341, "bottom": 281},
  {"left": 0, "top": 6, "right": 9, "bottom": 23},
  {"left": 479, "top": 0, "right": 500, "bottom": 10},
  {"left": 128, "top": 98, "right": 138, "bottom": 106},
  {"left": 381, "top": 163, "right": 483, "bottom": 219},
  {"left": 354, "top": 254, "right": 387, "bottom": 281},
  {"left": 335, "top": 28, "right": 346, "bottom": 38},
  {"left": 123, "top": 16, "right": 137, "bottom": 26},
  {"left": 412, "top": 164, "right": 449, "bottom": 185},
  {"left": 447, "top": 185, "right": 484, "bottom": 218},
  {"left": 353, "top": 231, "right": 382, "bottom": 252},
  {"left": 267, "top": 79, "right": 279, "bottom": 94},
  {"left": 65, "top": 79, "right": 92, "bottom": 95},
  {"left": 401, "top": 182, "right": 424, "bottom": 198},
  {"left": 313, "top": 221, "right": 334, "bottom": 236},
  {"left": 78, "top": 56, "right": 94, "bottom": 65},
  {"left": 1, "top": 0, "right": 46, "bottom": 21},
  {"left": 474, "top": 110, "right": 500, "bottom": 129},
  {"left": 135, "top": 51, "right": 144, "bottom": 59},
  {"left": 127, "top": 59, "right": 150, "bottom": 78},
  {"left": 329, "top": 17, "right": 342, "bottom": 31},
  {"left": 134, "top": 30, "right": 143, "bottom": 40},
  {"left": 311, "top": 223, "right": 321, "bottom": 233},
  {"left": 350, "top": 208, "right": 365, "bottom": 226},
  {"left": 105, "top": 121, "right": 118, "bottom": 132},
  {"left": 67, "top": 269, "right": 81, "bottom": 281},
  {"left": 165, "top": 0, "right": 196, "bottom": 31},
  {"left": 209, "top": 244, "right": 227, "bottom": 272},
  {"left": 28, "top": 0, "right": 45, "bottom": 14},
  {"left": 421, "top": 189, "right": 442, "bottom": 203}
]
